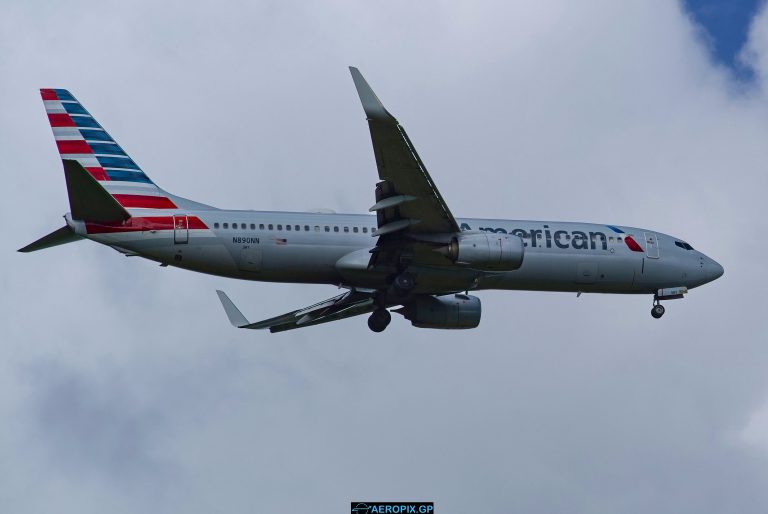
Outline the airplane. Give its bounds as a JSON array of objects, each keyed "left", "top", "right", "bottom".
[{"left": 20, "top": 67, "right": 724, "bottom": 333}]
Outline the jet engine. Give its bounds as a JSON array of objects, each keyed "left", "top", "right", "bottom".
[
  {"left": 442, "top": 233, "right": 525, "bottom": 271},
  {"left": 398, "top": 294, "right": 481, "bottom": 329}
]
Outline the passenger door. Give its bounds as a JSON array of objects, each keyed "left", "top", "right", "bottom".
[{"left": 644, "top": 232, "right": 659, "bottom": 259}]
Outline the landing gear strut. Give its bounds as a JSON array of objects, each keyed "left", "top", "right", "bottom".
[
  {"left": 651, "top": 297, "right": 665, "bottom": 319},
  {"left": 368, "top": 308, "right": 392, "bottom": 332}
]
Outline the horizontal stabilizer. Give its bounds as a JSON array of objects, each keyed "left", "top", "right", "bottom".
[
  {"left": 64, "top": 159, "right": 130, "bottom": 222},
  {"left": 18, "top": 225, "right": 82, "bottom": 253}
]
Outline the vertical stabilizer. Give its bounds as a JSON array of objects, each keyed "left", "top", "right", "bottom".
[{"left": 41, "top": 89, "right": 181, "bottom": 211}]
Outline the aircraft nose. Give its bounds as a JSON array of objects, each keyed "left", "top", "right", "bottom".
[{"left": 707, "top": 258, "right": 724, "bottom": 282}]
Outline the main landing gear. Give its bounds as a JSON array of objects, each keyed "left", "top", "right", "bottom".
[
  {"left": 651, "top": 297, "right": 666, "bottom": 319},
  {"left": 368, "top": 271, "right": 414, "bottom": 332},
  {"left": 392, "top": 272, "right": 416, "bottom": 296},
  {"left": 368, "top": 308, "right": 392, "bottom": 332}
]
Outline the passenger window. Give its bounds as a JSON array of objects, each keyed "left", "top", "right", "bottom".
[
  {"left": 314, "top": 226, "right": 320, "bottom": 232},
  {"left": 223, "top": 223, "right": 228, "bottom": 229},
  {"left": 268, "top": 224, "right": 273, "bottom": 230},
  {"left": 259, "top": 224, "right": 265, "bottom": 230},
  {"left": 617, "top": 237, "right": 623, "bottom": 242},
  {"left": 286, "top": 225, "right": 292, "bottom": 231},
  {"left": 344, "top": 227, "right": 349, "bottom": 233},
  {"left": 609, "top": 237, "right": 614, "bottom": 242},
  {"left": 305, "top": 225, "right": 310, "bottom": 231},
  {"left": 295, "top": 225, "right": 300, "bottom": 231},
  {"left": 250, "top": 223, "right": 255, "bottom": 230},
  {"left": 325, "top": 226, "right": 330, "bottom": 232},
  {"left": 363, "top": 227, "right": 368, "bottom": 233},
  {"left": 240, "top": 223, "right": 245, "bottom": 229},
  {"left": 333, "top": 226, "right": 339, "bottom": 232},
  {"left": 277, "top": 224, "right": 282, "bottom": 230},
  {"left": 353, "top": 227, "right": 358, "bottom": 233},
  {"left": 214, "top": 222, "right": 219, "bottom": 229}
]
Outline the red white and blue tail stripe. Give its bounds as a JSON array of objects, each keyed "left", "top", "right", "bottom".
[{"left": 41, "top": 88, "right": 178, "bottom": 210}]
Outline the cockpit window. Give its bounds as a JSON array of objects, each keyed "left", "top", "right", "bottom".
[{"left": 675, "top": 241, "right": 694, "bottom": 251}]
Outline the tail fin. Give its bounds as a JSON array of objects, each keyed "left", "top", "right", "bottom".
[{"left": 41, "top": 89, "right": 179, "bottom": 211}]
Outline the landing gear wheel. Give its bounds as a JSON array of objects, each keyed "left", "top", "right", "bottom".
[
  {"left": 393, "top": 272, "right": 416, "bottom": 296},
  {"left": 651, "top": 304, "right": 665, "bottom": 319},
  {"left": 367, "top": 309, "right": 392, "bottom": 332}
]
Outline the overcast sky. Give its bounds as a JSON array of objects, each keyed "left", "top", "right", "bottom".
[{"left": 2, "top": 1, "right": 768, "bottom": 512}]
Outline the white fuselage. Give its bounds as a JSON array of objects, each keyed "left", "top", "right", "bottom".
[{"left": 68, "top": 209, "right": 722, "bottom": 296}]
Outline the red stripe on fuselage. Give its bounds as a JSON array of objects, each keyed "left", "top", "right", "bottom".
[
  {"left": 40, "top": 89, "right": 58, "bottom": 100},
  {"left": 113, "top": 194, "right": 177, "bottom": 209},
  {"left": 56, "top": 140, "right": 92, "bottom": 155},
  {"left": 48, "top": 113, "right": 75, "bottom": 127},
  {"left": 86, "top": 216, "right": 208, "bottom": 234}
]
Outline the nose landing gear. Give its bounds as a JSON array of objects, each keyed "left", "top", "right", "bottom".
[{"left": 651, "top": 297, "right": 665, "bottom": 319}]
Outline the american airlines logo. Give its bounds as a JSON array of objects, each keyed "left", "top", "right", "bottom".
[{"left": 459, "top": 223, "right": 645, "bottom": 252}]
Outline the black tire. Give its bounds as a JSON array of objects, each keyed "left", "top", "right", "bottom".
[
  {"left": 651, "top": 304, "right": 665, "bottom": 319},
  {"left": 367, "top": 309, "right": 391, "bottom": 332}
]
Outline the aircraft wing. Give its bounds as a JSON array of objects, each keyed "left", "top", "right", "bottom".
[
  {"left": 350, "top": 67, "right": 460, "bottom": 240},
  {"left": 216, "top": 289, "right": 377, "bottom": 333}
]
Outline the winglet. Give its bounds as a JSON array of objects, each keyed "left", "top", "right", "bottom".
[
  {"left": 349, "top": 67, "right": 396, "bottom": 122},
  {"left": 216, "top": 290, "right": 250, "bottom": 327}
]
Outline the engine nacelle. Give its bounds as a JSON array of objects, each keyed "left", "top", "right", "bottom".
[
  {"left": 445, "top": 233, "right": 525, "bottom": 271},
  {"left": 400, "top": 294, "right": 481, "bottom": 329}
]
